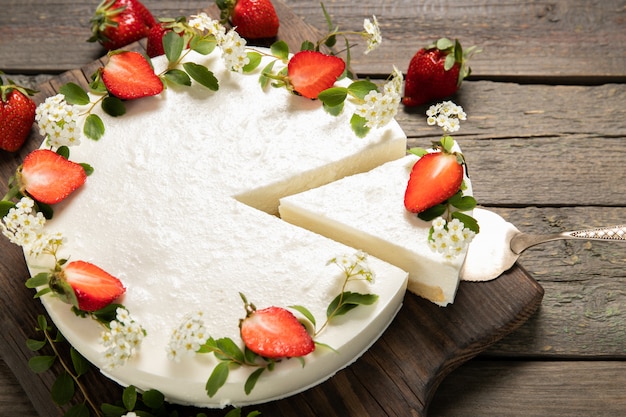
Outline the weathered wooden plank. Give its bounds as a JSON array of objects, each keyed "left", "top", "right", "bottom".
[
  {"left": 2, "top": 0, "right": 626, "bottom": 81},
  {"left": 285, "top": 0, "right": 626, "bottom": 81},
  {"left": 429, "top": 360, "right": 626, "bottom": 416}
]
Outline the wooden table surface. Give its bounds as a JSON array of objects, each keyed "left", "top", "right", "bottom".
[{"left": 2, "top": 0, "right": 625, "bottom": 416}]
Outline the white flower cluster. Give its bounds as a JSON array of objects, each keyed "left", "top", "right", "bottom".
[
  {"left": 35, "top": 94, "right": 81, "bottom": 148},
  {"left": 0, "top": 197, "right": 64, "bottom": 257},
  {"left": 426, "top": 101, "right": 467, "bottom": 133},
  {"left": 429, "top": 217, "right": 476, "bottom": 260},
  {"left": 355, "top": 66, "right": 403, "bottom": 129},
  {"left": 166, "top": 311, "right": 208, "bottom": 362},
  {"left": 363, "top": 16, "right": 382, "bottom": 54},
  {"left": 327, "top": 250, "right": 376, "bottom": 282},
  {"left": 189, "top": 13, "right": 250, "bottom": 73},
  {"left": 100, "top": 307, "right": 145, "bottom": 370},
  {"left": 121, "top": 413, "right": 138, "bottom": 417}
]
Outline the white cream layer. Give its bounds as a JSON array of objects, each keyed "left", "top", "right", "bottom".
[{"left": 26, "top": 49, "right": 409, "bottom": 407}]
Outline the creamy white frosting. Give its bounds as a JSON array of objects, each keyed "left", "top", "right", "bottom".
[
  {"left": 26, "top": 49, "right": 409, "bottom": 407},
  {"left": 280, "top": 154, "right": 473, "bottom": 306}
]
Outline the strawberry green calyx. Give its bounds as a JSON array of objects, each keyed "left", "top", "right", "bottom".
[
  {"left": 88, "top": 0, "right": 127, "bottom": 43},
  {"left": 216, "top": 0, "right": 237, "bottom": 24},
  {"left": 0, "top": 72, "right": 37, "bottom": 103},
  {"left": 427, "top": 37, "right": 479, "bottom": 87}
]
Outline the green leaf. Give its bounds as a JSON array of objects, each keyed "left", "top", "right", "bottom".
[
  {"left": 80, "top": 163, "right": 94, "bottom": 176},
  {"left": 206, "top": 361, "right": 230, "bottom": 398},
  {"left": 270, "top": 40, "right": 290, "bottom": 60},
  {"left": 164, "top": 69, "right": 192, "bottom": 87},
  {"left": 59, "top": 83, "right": 90, "bottom": 105},
  {"left": 289, "top": 305, "right": 316, "bottom": 327},
  {"left": 300, "top": 40, "right": 315, "bottom": 51},
  {"left": 244, "top": 367, "right": 265, "bottom": 395},
  {"left": 341, "top": 291, "right": 379, "bottom": 306},
  {"left": 122, "top": 385, "right": 137, "bottom": 411},
  {"left": 36, "top": 201, "right": 54, "bottom": 220},
  {"left": 83, "top": 114, "right": 105, "bottom": 140},
  {"left": 440, "top": 135, "right": 455, "bottom": 153},
  {"left": 102, "top": 96, "right": 126, "bottom": 117},
  {"left": 448, "top": 192, "right": 477, "bottom": 211},
  {"left": 25, "top": 272, "right": 51, "bottom": 288},
  {"left": 141, "top": 389, "right": 165, "bottom": 409},
  {"left": 164, "top": 31, "right": 185, "bottom": 63},
  {"left": 26, "top": 338, "right": 47, "bottom": 351},
  {"left": 314, "top": 341, "right": 338, "bottom": 353},
  {"left": 91, "top": 303, "right": 126, "bottom": 326},
  {"left": 63, "top": 402, "right": 90, "bottom": 417},
  {"left": 0, "top": 200, "right": 15, "bottom": 218},
  {"left": 33, "top": 287, "right": 52, "bottom": 299},
  {"left": 417, "top": 203, "right": 447, "bottom": 221},
  {"left": 349, "top": 114, "right": 370, "bottom": 138},
  {"left": 56, "top": 145, "right": 70, "bottom": 158},
  {"left": 52, "top": 371, "right": 75, "bottom": 405},
  {"left": 215, "top": 337, "right": 245, "bottom": 363},
  {"left": 452, "top": 211, "right": 480, "bottom": 234},
  {"left": 436, "top": 37, "right": 454, "bottom": 51},
  {"left": 347, "top": 80, "right": 378, "bottom": 100},
  {"left": 243, "top": 52, "right": 262, "bottom": 73},
  {"left": 100, "top": 403, "right": 127, "bottom": 417},
  {"left": 444, "top": 53, "right": 456, "bottom": 71},
  {"left": 182, "top": 62, "right": 219, "bottom": 91},
  {"left": 318, "top": 87, "right": 347, "bottom": 108},
  {"left": 323, "top": 102, "right": 344, "bottom": 116},
  {"left": 224, "top": 409, "right": 242, "bottom": 417},
  {"left": 28, "top": 355, "right": 55, "bottom": 373},
  {"left": 325, "top": 34, "right": 337, "bottom": 48},
  {"left": 37, "top": 314, "right": 48, "bottom": 331},
  {"left": 327, "top": 291, "right": 379, "bottom": 318},
  {"left": 190, "top": 36, "right": 217, "bottom": 55},
  {"left": 259, "top": 60, "right": 276, "bottom": 89},
  {"left": 407, "top": 147, "right": 428, "bottom": 157},
  {"left": 70, "top": 347, "right": 90, "bottom": 377}
]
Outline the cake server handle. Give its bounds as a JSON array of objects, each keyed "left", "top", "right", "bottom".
[{"left": 510, "top": 224, "right": 626, "bottom": 255}]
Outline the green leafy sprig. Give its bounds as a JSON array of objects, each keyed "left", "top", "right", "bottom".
[
  {"left": 27, "top": 314, "right": 258, "bottom": 417},
  {"left": 202, "top": 252, "right": 378, "bottom": 398}
]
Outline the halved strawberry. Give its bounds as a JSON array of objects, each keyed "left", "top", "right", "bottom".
[
  {"left": 18, "top": 149, "right": 87, "bottom": 205},
  {"left": 240, "top": 306, "right": 315, "bottom": 358},
  {"left": 404, "top": 151, "right": 464, "bottom": 213},
  {"left": 101, "top": 51, "right": 164, "bottom": 100},
  {"left": 58, "top": 260, "right": 126, "bottom": 312},
  {"left": 287, "top": 51, "right": 345, "bottom": 99}
]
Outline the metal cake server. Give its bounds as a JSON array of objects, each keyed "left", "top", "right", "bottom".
[{"left": 460, "top": 208, "right": 626, "bottom": 282}]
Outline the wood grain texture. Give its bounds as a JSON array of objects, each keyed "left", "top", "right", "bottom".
[
  {"left": 2, "top": 0, "right": 626, "bottom": 81},
  {"left": 1, "top": 0, "right": 625, "bottom": 416}
]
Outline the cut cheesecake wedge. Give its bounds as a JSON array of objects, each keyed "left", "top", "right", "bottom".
[{"left": 279, "top": 155, "right": 474, "bottom": 306}]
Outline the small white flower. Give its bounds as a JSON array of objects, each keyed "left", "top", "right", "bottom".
[
  {"left": 354, "top": 67, "right": 402, "bottom": 129},
  {"left": 121, "top": 412, "right": 138, "bottom": 417},
  {"left": 167, "top": 311, "right": 208, "bottom": 362},
  {"left": 101, "top": 308, "right": 145, "bottom": 370},
  {"left": 426, "top": 101, "right": 466, "bottom": 133},
  {"left": 363, "top": 15, "right": 382, "bottom": 54},
  {"left": 428, "top": 217, "right": 476, "bottom": 259},
  {"left": 35, "top": 94, "right": 82, "bottom": 148},
  {"left": 220, "top": 30, "right": 249, "bottom": 73},
  {"left": 328, "top": 250, "right": 375, "bottom": 282}
]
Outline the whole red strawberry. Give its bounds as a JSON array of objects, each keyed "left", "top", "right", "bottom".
[
  {"left": 403, "top": 38, "right": 477, "bottom": 107},
  {"left": 217, "top": 0, "right": 280, "bottom": 39},
  {"left": 404, "top": 151, "right": 464, "bottom": 214},
  {"left": 88, "top": 0, "right": 157, "bottom": 50},
  {"left": 0, "top": 75, "right": 37, "bottom": 152}
]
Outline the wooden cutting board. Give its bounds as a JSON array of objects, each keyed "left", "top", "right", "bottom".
[{"left": 0, "top": 2, "right": 544, "bottom": 416}]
